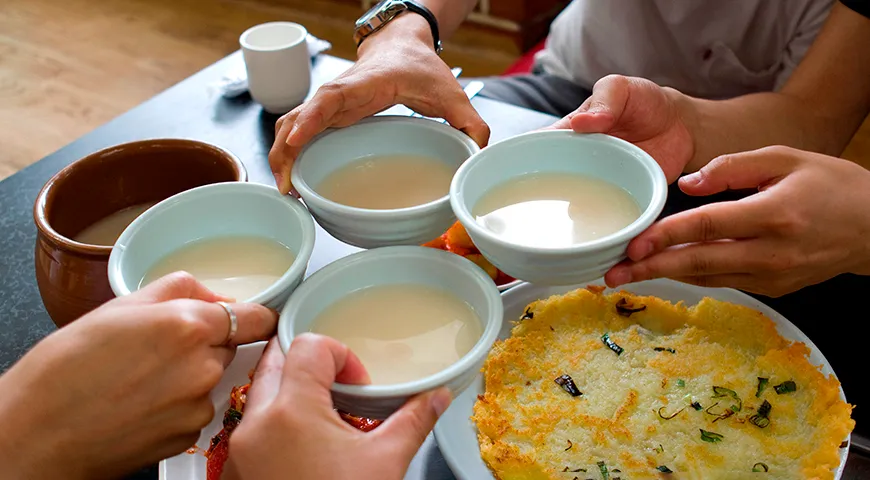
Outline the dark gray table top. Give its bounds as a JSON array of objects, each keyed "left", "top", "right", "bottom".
[{"left": 0, "top": 53, "right": 867, "bottom": 479}]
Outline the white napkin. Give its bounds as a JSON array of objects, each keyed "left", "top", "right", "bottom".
[{"left": 211, "top": 34, "right": 332, "bottom": 98}]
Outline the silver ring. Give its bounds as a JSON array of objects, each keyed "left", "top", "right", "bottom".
[{"left": 216, "top": 301, "right": 238, "bottom": 346}]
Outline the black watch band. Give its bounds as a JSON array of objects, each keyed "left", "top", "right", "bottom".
[{"left": 403, "top": 1, "right": 442, "bottom": 54}]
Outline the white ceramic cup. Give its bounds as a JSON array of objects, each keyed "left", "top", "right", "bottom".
[
  {"left": 107, "top": 183, "right": 316, "bottom": 311},
  {"left": 240, "top": 22, "right": 311, "bottom": 114},
  {"left": 292, "top": 116, "right": 480, "bottom": 248},
  {"left": 277, "top": 246, "right": 503, "bottom": 419},
  {"left": 450, "top": 131, "right": 668, "bottom": 286}
]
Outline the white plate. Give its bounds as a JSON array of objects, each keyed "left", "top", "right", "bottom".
[
  {"left": 433, "top": 279, "right": 850, "bottom": 480},
  {"left": 160, "top": 341, "right": 267, "bottom": 479}
]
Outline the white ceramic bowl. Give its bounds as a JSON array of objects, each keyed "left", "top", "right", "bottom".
[
  {"left": 277, "top": 246, "right": 503, "bottom": 419},
  {"left": 291, "top": 116, "right": 480, "bottom": 248},
  {"left": 450, "top": 131, "right": 668, "bottom": 286},
  {"left": 108, "top": 182, "right": 315, "bottom": 310}
]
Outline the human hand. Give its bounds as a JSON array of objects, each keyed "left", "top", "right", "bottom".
[
  {"left": 548, "top": 75, "right": 695, "bottom": 183},
  {"left": 604, "top": 146, "right": 870, "bottom": 297},
  {"left": 224, "top": 334, "right": 452, "bottom": 480},
  {"left": 0, "top": 272, "right": 278, "bottom": 479},
  {"left": 269, "top": 14, "right": 490, "bottom": 194}
]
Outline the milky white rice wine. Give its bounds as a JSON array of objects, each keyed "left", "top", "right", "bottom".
[
  {"left": 74, "top": 202, "right": 157, "bottom": 246},
  {"left": 310, "top": 284, "right": 482, "bottom": 385},
  {"left": 141, "top": 236, "right": 295, "bottom": 301},
  {"left": 473, "top": 173, "right": 641, "bottom": 248},
  {"left": 317, "top": 154, "right": 454, "bottom": 209}
]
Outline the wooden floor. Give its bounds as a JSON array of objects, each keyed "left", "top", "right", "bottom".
[
  {"left": 1, "top": 0, "right": 867, "bottom": 181},
  {"left": 0, "top": 0, "right": 518, "bottom": 180}
]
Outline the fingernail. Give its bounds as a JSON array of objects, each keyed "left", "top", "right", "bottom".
[
  {"left": 610, "top": 268, "right": 632, "bottom": 286},
  {"left": 431, "top": 389, "right": 452, "bottom": 417},
  {"left": 681, "top": 173, "right": 701, "bottom": 187},
  {"left": 587, "top": 102, "right": 607, "bottom": 115},
  {"left": 632, "top": 241, "right": 653, "bottom": 261},
  {"left": 286, "top": 123, "right": 299, "bottom": 145}
]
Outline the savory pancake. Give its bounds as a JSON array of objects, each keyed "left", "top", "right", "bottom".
[{"left": 472, "top": 286, "right": 854, "bottom": 479}]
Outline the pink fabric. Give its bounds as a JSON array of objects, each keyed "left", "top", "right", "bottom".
[{"left": 502, "top": 39, "right": 547, "bottom": 76}]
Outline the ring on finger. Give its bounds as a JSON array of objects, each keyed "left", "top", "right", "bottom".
[{"left": 216, "top": 301, "right": 238, "bottom": 346}]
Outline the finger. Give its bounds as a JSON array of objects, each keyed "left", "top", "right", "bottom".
[
  {"left": 274, "top": 114, "right": 284, "bottom": 137},
  {"left": 334, "top": 348, "right": 371, "bottom": 386},
  {"left": 212, "top": 345, "right": 236, "bottom": 368},
  {"left": 372, "top": 388, "right": 451, "bottom": 464},
  {"left": 567, "top": 74, "right": 631, "bottom": 133},
  {"left": 436, "top": 92, "right": 490, "bottom": 148},
  {"left": 270, "top": 114, "right": 299, "bottom": 194},
  {"left": 116, "top": 271, "right": 233, "bottom": 306},
  {"left": 605, "top": 240, "right": 763, "bottom": 287},
  {"left": 281, "top": 333, "right": 371, "bottom": 396},
  {"left": 204, "top": 302, "right": 278, "bottom": 346},
  {"left": 679, "top": 146, "right": 800, "bottom": 196},
  {"left": 544, "top": 116, "right": 571, "bottom": 130},
  {"left": 544, "top": 93, "right": 605, "bottom": 131},
  {"left": 286, "top": 81, "right": 361, "bottom": 148},
  {"left": 245, "top": 338, "right": 285, "bottom": 413},
  {"left": 624, "top": 198, "right": 770, "bottom": 261}
]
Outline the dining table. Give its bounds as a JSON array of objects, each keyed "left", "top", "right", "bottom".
[{"left": 0, "top": 52, "right": 867, "bottom": 479}]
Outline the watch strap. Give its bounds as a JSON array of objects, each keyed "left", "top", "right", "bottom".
[{"left": 402, "top": 1, "right": 442, "bottom": 54}]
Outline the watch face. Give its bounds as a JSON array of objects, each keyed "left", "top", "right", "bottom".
[
  {"left": 358, "top": 0, "right": 411, "bottom": 30},
  {"left": 356, "top": 0, "right": 400, "bottom": 29}
]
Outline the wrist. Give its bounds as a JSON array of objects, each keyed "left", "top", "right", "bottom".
[
  {"left": 357, "top": 12, "right": 434, "bottom": 58},
  {"left": 664, "top": 87, "right": 702, "bottom": 174}
]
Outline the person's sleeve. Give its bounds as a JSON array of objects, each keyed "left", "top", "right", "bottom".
[
  {"left": 774, "top": 0, "right": 836, "bottom": 90},
  {"left": 840, "top": 0, "right": 870, "bottom": 18}
]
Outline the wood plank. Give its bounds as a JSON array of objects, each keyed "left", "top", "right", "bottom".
[{"left": 0, "top": 0, "right": 516, "bottom": 180}]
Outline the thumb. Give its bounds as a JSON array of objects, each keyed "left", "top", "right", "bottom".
[
  {"left": 282, "top": 333, "right": 371, "bottom": 392},
  {"left": 244, "top": 339, "right": 285, "bottom": 414},
  {"left": 679, "top": 146, "right": 800, "bottom": 196},
  {"left": 115, "top": 271, "right": 233, "bottom": 305},
  {"left": 566, "top": 74, "right": 631, "bottom": 133},
  {"left": 372, "top": 388, "right": 452, "bottom": 463}
]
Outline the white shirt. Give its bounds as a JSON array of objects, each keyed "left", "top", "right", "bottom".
[{"left": 536, "top": 0, "right": 834, "bottom": 99}]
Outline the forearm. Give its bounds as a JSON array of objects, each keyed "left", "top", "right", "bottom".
[
  {"left": 678, "top": 91, "right": 861, "bottom": 173},
  {"left": 676, "top": 2, "right": 870, "bottom": 172},
  {"left": 0, "top": 374, "right": 73, "bottom": 479},
  {"left": 416, "top": 0, "right": 478, "bottom": 39}
]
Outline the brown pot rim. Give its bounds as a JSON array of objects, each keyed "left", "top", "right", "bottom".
[{"left": 33, "top": 138, "right": 248, "bottom": 257}]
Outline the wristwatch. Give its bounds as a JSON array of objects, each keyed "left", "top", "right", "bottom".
[{"left": 354, "top": 0, "right": 443, "bottom": 54}]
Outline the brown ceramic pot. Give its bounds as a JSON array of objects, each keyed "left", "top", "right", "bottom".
[{"left": 34, "top": 139, "right": 247, "bottom": 328}]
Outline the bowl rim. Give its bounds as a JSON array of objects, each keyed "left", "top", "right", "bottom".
[
  {"left": 277, "top": 245, "right": 504, "bottom": 397},
  {"left": 291, "top": 116, "right": 480, "bottom": 220},
  {"left": 450, "top": 131, "right": 668, "bottom": 254},
  {"left": 107, "top": 182, "right": 315, "bottom": 305},
  {"left": 32, "top": 138, "right": 248, "bottom": 257}
]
